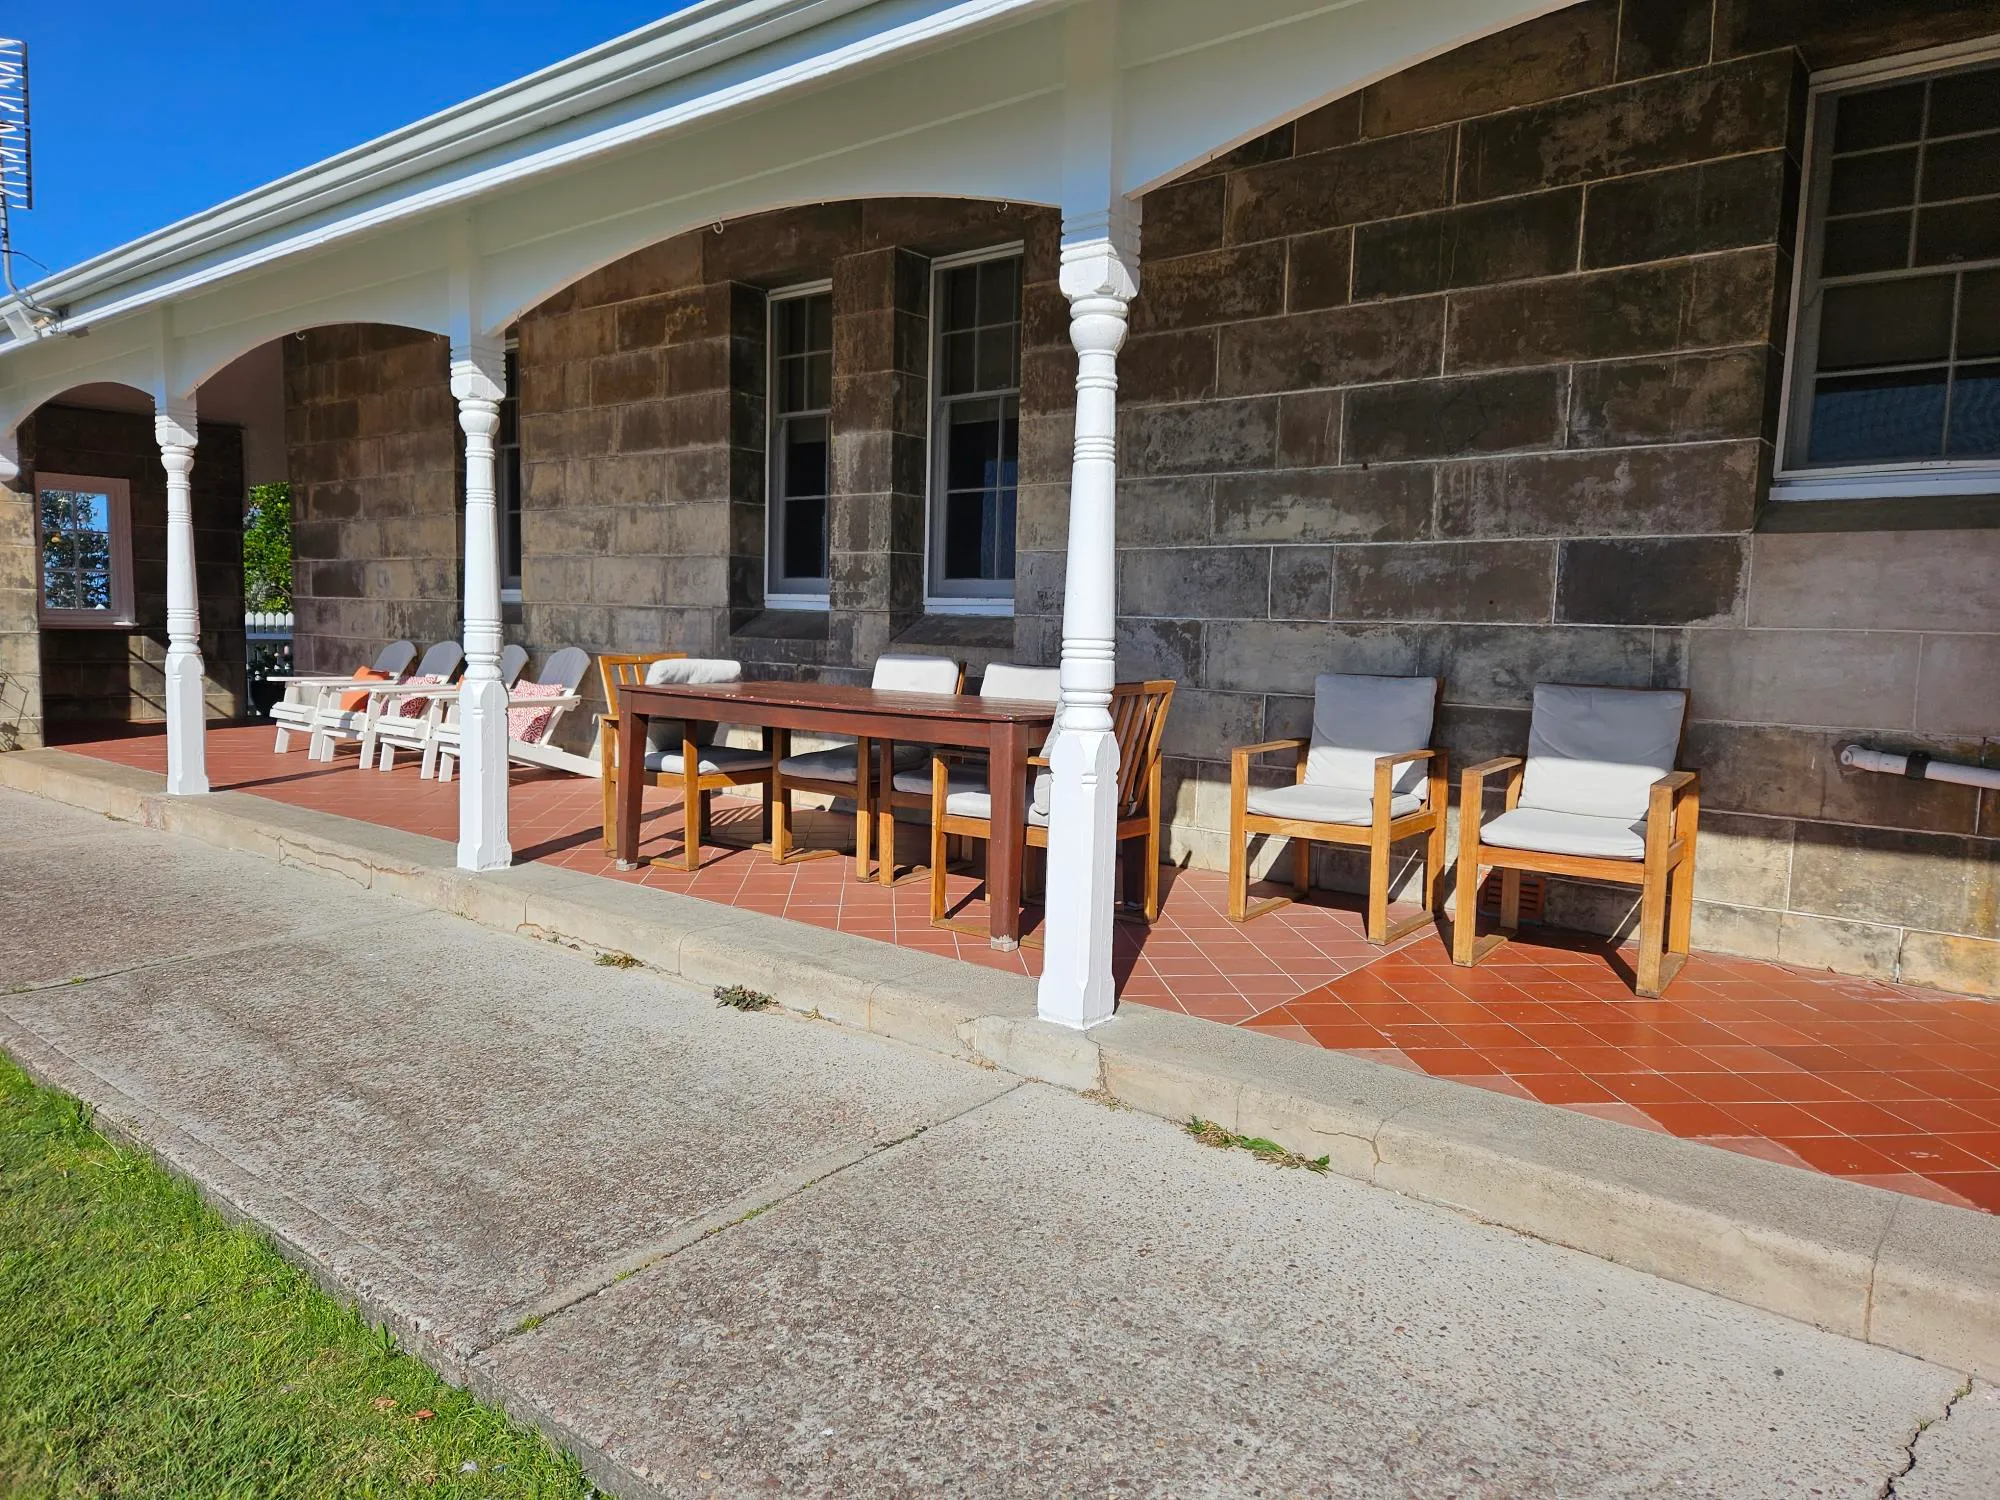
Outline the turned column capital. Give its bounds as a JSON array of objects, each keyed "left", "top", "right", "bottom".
[{"left": 154, "top": 401, "right": 199, "bottom": 461}]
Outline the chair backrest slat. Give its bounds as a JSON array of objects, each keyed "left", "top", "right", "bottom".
[
  {"left": 498, "top": 643, "right": 530, "bottom": 687},
  {"left": 539, "top": 646, "right": 593, "bottom": 693},
  {"left": 373, "top": 640, "right": 419, "bottom": 678},
  {"left": 1520, "top": 684, "right": 1687, "bottom": 822},
  {"left": 1111, "top": 680, "right": 1175, "bottom": 815},
  {"left": 597, "top": 651, "right": 687, "bottom": 717},
  {"left": 415, "top": 640, "right": 465, "bottom": 680}
]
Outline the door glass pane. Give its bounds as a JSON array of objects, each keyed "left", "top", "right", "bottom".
[
  {"left": 1809, "top": 369, "right": 1949, "bottom": 463},
  {"left": 1947, "top": 362, "right": 2000, "bottom": 458},
  {"left": 1818, "top": 278, "right": 1956, "bottom": 369}
]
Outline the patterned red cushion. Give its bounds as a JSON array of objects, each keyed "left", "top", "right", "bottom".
[
  {"left": 507, "top": 680, "right": 567, "bottom": 743},
  {"left": 397, "top": 674, "right": 448, "bottom": 717}
]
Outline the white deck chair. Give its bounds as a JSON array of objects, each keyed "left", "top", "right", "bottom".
[
  {"left": 434, "top": 647, "right": 594, "bottom": 781},
  {"left": 770, "top": 653, "right": 963, "bottom": 873},
  {"left": 309, "top": 641, "right": 463, "bottom": 761},
  {"left": 1454, "top": 684, "right": 1697, "bottom": 997},
  {"left": 269, "top": 640, "right": 416, "bottom": 752},
  {"left": 365, "top": 644, "right": 528, "bottom": 772}
]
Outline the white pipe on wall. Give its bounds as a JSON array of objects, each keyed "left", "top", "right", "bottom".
[{"left": 1839, "top": 744, "right": 2000, "bottom": 792}]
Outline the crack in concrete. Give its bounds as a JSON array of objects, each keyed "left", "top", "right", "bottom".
[
  {"left": 1882, "top": 1376, "right": 1974, "bottom": 1499},
  {"left": 480, "top": 1079, "right": 1026, "bottom": 1348},
  {"left": 3, "top": 913, "right": 407, "bottom": 996}
]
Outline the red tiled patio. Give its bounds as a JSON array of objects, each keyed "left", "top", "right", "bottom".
[{"left": 57, "top": 722, "right": 2000, "bottom": 1215}]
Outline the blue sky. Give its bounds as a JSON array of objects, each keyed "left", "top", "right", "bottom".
[{"left": 6, "top": 2, "right": 687, "bottom": 279}]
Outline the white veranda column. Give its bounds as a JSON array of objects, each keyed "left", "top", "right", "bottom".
[
  {"left": 452, "top": 342, "right": 511, "bottom": 871},
  {"left": 155, "top": 403, "right": 209, "bottom": 796},
  {"left": 1037, "top": 231, "right": 1139, "bottom": 1030}
]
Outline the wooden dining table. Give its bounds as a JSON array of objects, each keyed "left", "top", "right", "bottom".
[{"left": 613, "top": 679, "right": 1058, "bottom": 948}]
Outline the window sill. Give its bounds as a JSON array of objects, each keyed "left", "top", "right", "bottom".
[
  {"left": 1770, "top": 467, "right": 2000, "bottom": 503},
  {"left": 732, "top": 609, "right": 831, "bottom": 643},
  {"left": 38, "top": 614, "right": 139, "bottom": 631},
  {"left": 923, "top": 597, "right": 1014, "bottom": 618},
  {"left": 895, "top": 612, "right": 1016, "bottom": 650},
  {"left": 1759, "top": 491, "right": 2000, "bottom": 533}
]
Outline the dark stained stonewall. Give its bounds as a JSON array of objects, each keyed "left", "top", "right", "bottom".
[{"left": 1556, "top": 535, "right": 1749, "bottom": 626}]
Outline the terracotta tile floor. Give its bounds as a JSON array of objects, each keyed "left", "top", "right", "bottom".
[{"left": 53, "top": 722, "right": 2000, "bottom": 1216}]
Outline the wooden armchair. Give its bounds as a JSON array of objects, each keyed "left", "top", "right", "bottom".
[
  {"left": 928, "top": 679, "right": 1175, "bottom": 936},
  {"left": 1228, "top": 673, "right": 1447, "bottom": 944},
  {"left": 1453, "top": 684, "right": 1699, "bottom": 997}
]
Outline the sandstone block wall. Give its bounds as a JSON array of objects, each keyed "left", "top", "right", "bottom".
[
  {"left": 15, "top": 405, "right": 245, "bottom": 727},
  {"left": 0, "top": 470, "right": 40, "bottom": 749}
]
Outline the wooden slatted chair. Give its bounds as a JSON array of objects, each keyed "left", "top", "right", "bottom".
[
  {"left": 594, "top": 656, "right": 771, "bottom": 870},
  {"left": 597, "top": 652, "right": 686, "bottom": 852},
  {"left": 1227, "top": 673, "right": 1448, "bottom": 944},
  {"left": 771, "top": 654, "right": 963, "bottom": 875},
  {"left": 927, "top": 679, "right": 1175, "bottom": 936},
  {"left": 1453, "top": 683, "right": 1698, "bottom": 997}
]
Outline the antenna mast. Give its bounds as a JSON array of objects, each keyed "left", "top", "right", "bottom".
[{"left": 0, "top": 37, "right": 58, "bottom": 329}]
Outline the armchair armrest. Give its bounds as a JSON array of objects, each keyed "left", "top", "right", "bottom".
[
  {"left": 1231, "top": 737, "right": 1306, "bottom": 764},
  {"left": 1647, "top": 769, "right": 1700, "bottom": 828},
  {"left": 1458, "top": 755, "right": 1524, "bottom": 836},
  {"left": 1461, "top": 755, "right": 1523, "bottom": 782},
  {"left": 1374, "top": 747, "right": 1436, "bottom": 769},
  {"left": 1027, "top": 755, "right": 1050, "bottom": 770}
]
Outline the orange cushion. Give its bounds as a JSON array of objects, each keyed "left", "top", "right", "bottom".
[{"left": 339, "top": 666, "right": 393, "bottom": 712}]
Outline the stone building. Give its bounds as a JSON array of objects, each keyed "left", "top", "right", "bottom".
[{"left": 3, "top": 0, "right": 1997, "bottom": 1003}]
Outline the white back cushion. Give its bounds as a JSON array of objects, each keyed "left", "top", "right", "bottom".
[
  {"left": 1303, "top": 673, "right": 1437, "bottom": 798},
  {"left": 980, "top": 663, "right": 1061, "bottom": 703},
  {"left": 1519, "top": 684, "right": 1685, "bottom": 821},
  {"left": 873, "top": 654, "right": 959, "bottom": 694},
  {"left": 643, "top": 658, "right": 743, "bottom": 753}
]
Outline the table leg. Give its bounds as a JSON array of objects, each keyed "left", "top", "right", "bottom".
[
  {"left": 987, "top": 722, "right": 1029, "bottom": 949},
  {"left": 877, "top": 739, "right": 898, "bottom": 886},
  {"left": 616, "top": 705, "right": 646, "bottom": 869},
  {"left": 853, "top": 735, "right": 873, "bottom": 879}
]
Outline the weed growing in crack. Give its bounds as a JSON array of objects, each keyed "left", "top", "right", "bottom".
[
  {"left": 715, "top": 984, "right": 775, "bottom": 1012},
  {"left": 1080, "top": 1088, "right": 1125, "bottom": 1111},
  {"left": 1186, "top": 1117, "right": 1329, "bottom": 1173},
  {"left": 594, "top": 951, "right": 642, "bottom": 969}
]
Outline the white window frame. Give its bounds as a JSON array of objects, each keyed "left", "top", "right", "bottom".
[
  {"left": 1774, "top": 35, "right": 2000, "bottom": 503},
  {"left": 925, "top": 242, "right": 1025, "bottom": 617},
  {"left": 765, "top": 279, "right": 834, "bottom": 611},
  {"left": 499, "top": 339, "right": 524, "bottom": 604},
  {"left": 34, "top": 472, "right": 136, "bottom": 628}
]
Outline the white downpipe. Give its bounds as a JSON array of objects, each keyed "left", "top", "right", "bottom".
[
  {"left": 1839, "top": 744, "right": 2000, "bottom": 793},
  {"left": 156, "top": 404, "right": 209, "bottom": 796}
]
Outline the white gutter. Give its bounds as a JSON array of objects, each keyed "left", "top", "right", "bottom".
[
  {"left": 1840, "top": 744, "right": 2000, "bottom": 793},
  {"left": 0, "top": 0, "right": 1066, "bottom": 351}
]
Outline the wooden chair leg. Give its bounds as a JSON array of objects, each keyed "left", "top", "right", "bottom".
[
  {"left": 1227, "top": 793, "right": 1250, "bottom": 922},
  {"left": 1499, "top": 868, "right": 1522, "bottom": 932},
  {"left": 1668, "top": 800, "right": 1698, "bottom": 961},
  {"left": 1452, "top": 832, "right": 1483, "bottom": 968},
  {"left": 600, "top": 750, "right": 618, "bottom": 854},
  {"left": 682, "top": 750, "right": 702, "bottom": 873},
  {"left": 1292, "top": 835, "right": 1309, "bottom": 898},
  {"left": 1635, "top": 858, "right": 1670, "bottom": 997},
  {"left": 929, "top": 822, "right": 949, "bottom": 924},
  {"left": 1425, "top": 810, "right": 1447, "bottom": 916},
  {"left": 1366, "top": 825, "right": 1391, "bottom": 945},
  {"left": 1144, "top": 818, "right": 1161, "bottom": 922},
  {"left": 768, "top": 732, "right": 791, "bottom": 864}
]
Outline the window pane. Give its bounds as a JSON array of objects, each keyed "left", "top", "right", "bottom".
[
  {"left": 807, "top": 293, "right": 832, "bottom": 351},
  {"left": 942, "top": 265, "right": 978, "bottom": 328},
  {"left": 1947, "top": 361, "right": 2000, "bottom": 457},
  {"left": 1821, "top": 212, "right": 1911, "bottom": 277},
  {"left": 39, "top": 487, "right": 114, "bottom": 613},
  {"left": 941, "top": 330, "right": 977, "bottom": 396},
  {"left": 974, "top": 327, "right": 1017, "bottom": 392},
  {"left": 774, "top": 297, "right": 807, "bottom": 358},
  {"left": 804, "top": 350, "right": 831, "bottom": 411},
  {"left": 1914, "top": 198, "right": 2000, "bottom": 267},
  {"left": 1929, "top": 69, "right": 2000, "bottom": 138},
  {"left": 1834, "top": 82, "right": 1925, "bottom": 153},
  {"left": 945, "top": 399, "right": 1002, "bottom": 490},
  {"left": 1829, "top": 148, "right": 1917, "bottom": 215},
  {"left": 1960, "top": 268, "right": 2000, "bottom": 359},
  {"left": 1809, "top": 368, "right": 1949, "bottom": 463},
  {"left": 939, "top": 399, "right": 1017, "bottom": 582},
  {"left": 1921, "top": 135, "right": 2000, "bottom": 202},
  {"left": 1818, "top": 278, "right": 1956, "bottom": 369},
  {"left": 781, "top": 497, "right": 827, "bottom": 581},
  {"left": 781, "top": 413, "right": 829, "bottom": 499},
  {"left": 978, "top": 258, "right": 1018, "bottom": 324}
]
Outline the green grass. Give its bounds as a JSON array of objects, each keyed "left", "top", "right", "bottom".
[{"left": 0, "top": 1054, "right": 596, "bottom": 1498}]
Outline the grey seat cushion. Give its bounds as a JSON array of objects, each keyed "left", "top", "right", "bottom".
[
  {"left": 781, "top": 743, "right": 925, "bottom": 783},
  {"left": 904, "top": 768, "right": 1049, "bottom": 825},
  {"left": 1481, "top": 806, "right": 1648, "bottom": 860},
  {"left": 1518, "top": 684, "right": 1685, "bottom": 822},
  {"left": 1246, "top": 782, "right": 1424, "bottom": 825},
  {"left": 643, "top": 744, "right": 769, "bottom": 775}
]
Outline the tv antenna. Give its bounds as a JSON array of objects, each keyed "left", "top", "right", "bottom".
[{"left": 0, "top": 37, "right": 59, "bottom": 332}]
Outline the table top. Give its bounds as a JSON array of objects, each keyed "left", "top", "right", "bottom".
[{"left": 624, "top": 679, "right": 1059, "bottom": 725}]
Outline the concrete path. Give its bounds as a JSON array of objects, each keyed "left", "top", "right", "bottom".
[{"left": 1, "top": 786, "right": 1991, "bottom": 1499}]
